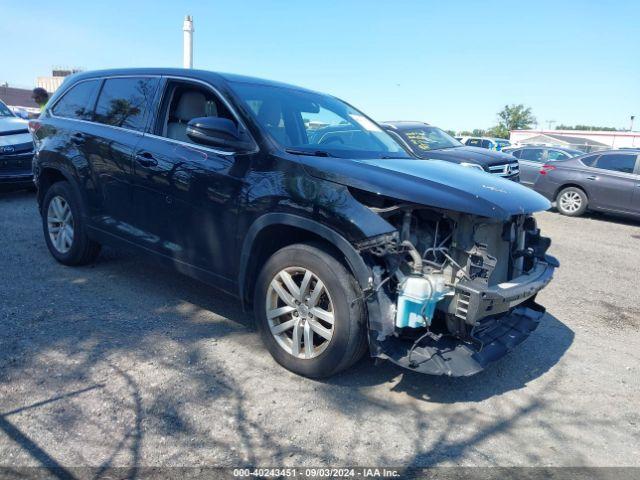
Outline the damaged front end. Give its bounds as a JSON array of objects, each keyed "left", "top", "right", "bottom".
[{"left": 352, "top": 191, "right": 559, "bottom": 377}]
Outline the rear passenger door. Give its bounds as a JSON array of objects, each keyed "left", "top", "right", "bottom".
[
  {"left": 584, "top": 152, "right": 638, "bottom": 213},
  {"left": 85, "top": 76, "right": 160, "bottom": 239},
  {"left": 518, "top": 148, "right": 546, "bottom": 186}
]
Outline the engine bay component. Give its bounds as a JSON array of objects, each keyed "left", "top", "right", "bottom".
[
  {"left": 395, "top": 273, "right": 450, "bottom": 328},
  {"left": 357, "top": 202, "right": 558, "bottom": 376}
]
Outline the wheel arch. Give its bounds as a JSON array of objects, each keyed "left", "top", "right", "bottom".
[
  {"left": 36, "top": 165, "right": 84, "bottom": 213},
  {"left": 239, "top": 213, "right": 372, "bottom": 308},
  {"left": 554, "top": 183, "right": 589, "bottom": 201}
]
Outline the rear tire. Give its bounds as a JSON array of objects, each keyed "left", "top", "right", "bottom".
[
  {"left": 556, "top": 187, "right": 588, "bottom": 217},
  {"left": 42, "top": 181, "right": 101, "bottom": 265},
  {"left": 253, "top": 243, "right": 368, "bottom": 378}
]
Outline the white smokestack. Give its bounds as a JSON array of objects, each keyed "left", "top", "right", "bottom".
[{"left": 183, "top": 15, "right": 194, "bottom": 69}]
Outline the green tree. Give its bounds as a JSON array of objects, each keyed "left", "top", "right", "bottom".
[
  {"left": 496, "top": 104, "right": 536, "bottom": 132},
  {"left": 444, "top": 129, "right": 457, "bottom": 137},
  {"left": 487, "top": 124, "right": 510, "bottom": 139}
]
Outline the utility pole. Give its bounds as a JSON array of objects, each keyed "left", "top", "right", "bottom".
[
  {"left": 546, "top": 120, "right": 556, "bottom": 130},
  {"left": 630, "top": 115, "right": 635, "bottom": 132},
  {"left": 183, "top": 15, "right": 194, "bottom": 69}
]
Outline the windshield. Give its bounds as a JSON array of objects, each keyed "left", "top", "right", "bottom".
[
  {"left": 0, "top": 100, "right": 14, "bottom": 117},
  {"left": 230, "top": 82, "right": 409, "bottom": 159},
  {"left": 396, "top": 126, "right": 462, "bottom": 152}
]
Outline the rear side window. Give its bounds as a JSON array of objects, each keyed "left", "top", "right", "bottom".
[
  {"left": 481, "top": 139, "right": 491, "bottom": 148},
  {"left": 467, "top": 139, "right": 481, "bottom": 147},
  {"left": 594, "top": 153, "right": 637, "bottom": 174},
  {"left": 94, "top": 77, "right": 159, "bottom": 132},
  {"left": 520, "top": 148, "right": 545, "bottom": 162},
  {"left": 51, "top": 80, "right": 100, "bottom": 120},
  {"left": 547, "top": 150, "right": 569, "bottom": 161}
]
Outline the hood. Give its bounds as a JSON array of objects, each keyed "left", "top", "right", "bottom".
[
  {"left": 0, "top": 116, "right": 32, "bottom": 149},
  {"left": 299, "top": 156, "right": 550, "bottom": 220},
  {"left": 0, "top": 116, "right": 28, "bottom": 133},
  {"left": 415, "top": 146, "right": 516, "bottom": 166}
]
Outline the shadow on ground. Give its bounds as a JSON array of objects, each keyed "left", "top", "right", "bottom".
[{"left": 0, "top": 189, "right": 581, "bottom": 474}]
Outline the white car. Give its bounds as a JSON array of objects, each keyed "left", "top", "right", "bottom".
[
  {"left": 458, "top": 136, "right": 511, "bottom": 151},
  {"left": 0, "top": 99, "right": 34, "bottom": 190}
]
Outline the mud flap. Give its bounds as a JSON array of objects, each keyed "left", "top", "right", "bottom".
[{"left": 372, "top": 300, "right": 546, "bottom": 377}]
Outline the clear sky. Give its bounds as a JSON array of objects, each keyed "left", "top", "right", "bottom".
[{"left": 2, "top": 0, "right": 638, "bottom": 131}]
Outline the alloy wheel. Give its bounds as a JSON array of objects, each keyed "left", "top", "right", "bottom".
[
  {"left": 265, "top": 267, "right": 335, "bottom": 359},
  {"left": 559, "top": 191, "right": 582, "bottom": 213},
  {"left": 47, "top": 195, "right": 74, "bottom": 254}
]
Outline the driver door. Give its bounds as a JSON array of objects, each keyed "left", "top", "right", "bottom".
[{"left": 131, "top": 78, "right": 252, "bottom": 287}]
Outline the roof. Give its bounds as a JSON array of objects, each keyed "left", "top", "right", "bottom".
[
  {"left": 65, "top": 68, "right": 317, "bottom": 93},
  {"left": 380, "top": 121, "right": 431, "bottom": 130},
  {"left": 506, "top": 145, "right": 584, "bottom": 154},
  {"left": 0, "top": 86, "right": 38, "bottom": 109},
  {"left": 521, "top": 133, "right": 608, "bottom": 147}
]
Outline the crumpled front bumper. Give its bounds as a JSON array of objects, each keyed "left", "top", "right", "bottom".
[
  {"left": 367, "top": 255, "right": 559, "bottom": 377},
  {"left": 453, "top": 255, "right": 559, "bottom": 325}
]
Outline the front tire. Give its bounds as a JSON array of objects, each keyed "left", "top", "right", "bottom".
[
  {"left": 254, "top": 243, "right": 367, "bottom": 378},
  {"left": 556, "top": 187, "right": 588, "bottom": 216},
  {"left": 42, "top": 181, "right": 101, "bottom": 265}
]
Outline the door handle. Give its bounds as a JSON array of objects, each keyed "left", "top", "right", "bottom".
[
  {"left": 135, "top": 152, "right": 158, "bottom": 167},
  {"left": 586, "top": 175, "right": 597, "bottom": 181}
]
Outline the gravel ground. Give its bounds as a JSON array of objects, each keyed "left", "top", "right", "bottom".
[{"left": 0, "top": 189, "right": 639, "bottom": 469}]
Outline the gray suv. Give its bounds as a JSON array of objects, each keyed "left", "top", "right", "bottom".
[{"left": 533, "top": 150, "right": 640, "bottom": 218}]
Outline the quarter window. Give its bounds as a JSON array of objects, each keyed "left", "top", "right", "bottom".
[
  {"left": 594, "top": 153, "right": 637, "bottom": 174},
  {"left": 51, "top": 80, "right": 100, "bottom": 120},
  {"left": 94, "top": 77, "right": 159, "bottom": 132}
]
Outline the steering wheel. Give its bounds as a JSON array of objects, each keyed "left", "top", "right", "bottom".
[{"left": 318, "top": 136, "right": 345, "bottom": 146}]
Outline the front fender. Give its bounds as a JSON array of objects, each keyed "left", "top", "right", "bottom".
[{"left": 238, "top": 213, "right": 374, "bottom": 302}]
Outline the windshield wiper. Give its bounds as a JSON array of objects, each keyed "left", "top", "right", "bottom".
[{"left": 285, "top": 148, "right": 334, "bottom": 157}]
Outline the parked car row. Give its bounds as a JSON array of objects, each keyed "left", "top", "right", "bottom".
[
  {"left": 531, "top": 149, "right": 640, "bottom": 218},
  {"left": 456, "top": 136, "right": 511, "bottom": 151}
]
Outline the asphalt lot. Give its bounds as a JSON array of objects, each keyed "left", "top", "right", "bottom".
[{"left": 0, "top": 188, "right": 639, "bottom": 469}]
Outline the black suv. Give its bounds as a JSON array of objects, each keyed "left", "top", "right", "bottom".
[{"left": 31, "top": 69, "right": 558, "bottom": 378}]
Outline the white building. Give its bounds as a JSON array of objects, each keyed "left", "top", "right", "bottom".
[
  {"left": 36, "top": 68, "right": 83, "bottom": 94},
  {"left": 510, "top": 129, "right": 640, "bottom": 152}
]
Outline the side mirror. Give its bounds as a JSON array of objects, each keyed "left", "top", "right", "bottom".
[{"left": 186, "top": 117, "right": 253, "bottom": 151}]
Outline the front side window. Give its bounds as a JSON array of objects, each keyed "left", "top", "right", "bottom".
[
  {"left": 520, "top": 148, "right": 545, "bottom": 162},
  {"left": 158, "top": 81, "right": 237, "bottom": 145},
  {"left": 94, "top": 77, "right": 159, "bottom": 132},
  {"left": 594, "top": 153, "right": 637, "bottom": 174},
  {"left": 396, "top": 126, "right": 462, "bottom": 153},
  {"left": 51, "top": 80, "right": 100, "bottom": 120},
  {"left": 230, "top": 82, "right": 408, "bottom": 159}
]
